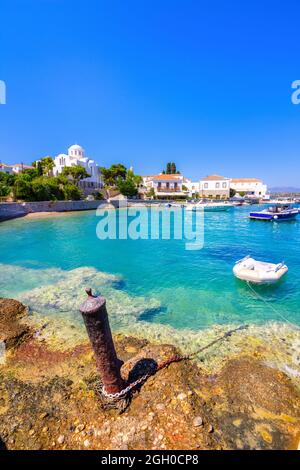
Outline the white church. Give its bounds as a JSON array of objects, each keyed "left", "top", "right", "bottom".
[{"left": 53, "top": 144, "right": 103, "bottom": 193}]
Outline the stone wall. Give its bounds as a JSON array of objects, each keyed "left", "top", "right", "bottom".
[{"left": 0, "top": 200, "right": 108, "bottom": 221}]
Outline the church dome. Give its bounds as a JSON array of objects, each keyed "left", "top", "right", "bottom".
[{"left": 68, "top": 144, "right": 85, "bottom": 158}]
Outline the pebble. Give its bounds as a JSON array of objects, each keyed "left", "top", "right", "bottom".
[
  {"left": 156, "top": 403, "right": 165, "bottom": 411},
  {"left": 193, "top": 416, "right": 203, "bottom": 427},
  {"left": 83, "top": 439, "right": 90, "bottom": 448},
  {"left": 42, "top": 426, "right": 49, "bottom": 433},
  {"left": 75, "top": 424, "right": 85, "bottom": 433},
  {"left": 57, "top": 435, "right": 65, "bottom": 444},
  {"left": 39, "top": 412, "right": 48, "bottom": 419},
  {"left": 29, "top": 429, "right": 35, "bottom": 436},
  {"left": 177, "top": 393, "right": 187, "bottom": 400},
  {"left": 207, "top": 424, "right": 214, "bottom": 433}
]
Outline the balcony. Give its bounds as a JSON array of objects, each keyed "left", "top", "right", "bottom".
[{"left": 156, "top": 187, "right": 183, "bottom": 192}]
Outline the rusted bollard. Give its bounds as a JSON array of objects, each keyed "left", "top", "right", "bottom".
[{"left": 80, "top": 288, "right": 126, "bottom": 396}]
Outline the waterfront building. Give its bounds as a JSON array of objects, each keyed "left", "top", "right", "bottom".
[
  {"left": 0, "top": 163, "right": 14, "bottom": 175},
  {"left": 230, "top": 178, "right": 268, "bottom": 198},
  {"left": 11, "top": 163, "right": 35, "bottom": 174},
  {"left": 183, "top": 179, "right": 200, "bottom": 197},
  {"left": 142, "top": 173, "right": 188, "bottom": 199},
  {"left": 0, "top": 163, "right": 34, "bottom": 175},
  {"left": 199, "top": 175, "right": 231, "bottom": 199},
  {"left": 53, "top": 144, "right": 102, "bottom": 194}
]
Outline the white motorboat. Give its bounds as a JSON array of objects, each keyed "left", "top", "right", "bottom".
[
  {"left": 233, "top": 255, "right": 288, "bottom": 284},
  {"left": 186, "top": 202, "right": 234, "bottom": 212}
]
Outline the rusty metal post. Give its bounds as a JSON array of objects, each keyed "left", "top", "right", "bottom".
[{"left": 80, "top": 288, "right": 126, "bottom": 395}]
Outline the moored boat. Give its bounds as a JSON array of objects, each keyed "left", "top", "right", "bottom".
[
  {"left": 249, "top": 204, "right": 299, "bottom": 221},
  {"left": 186, "top": 202, "right": 234, "bottom": 212},
  {"left": 233, "top": 255, "right": 288, "bottom": 284}
]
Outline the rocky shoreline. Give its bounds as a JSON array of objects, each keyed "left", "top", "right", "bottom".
[{"left": 1, "top": 297, "right": 300, "bottom": 450}]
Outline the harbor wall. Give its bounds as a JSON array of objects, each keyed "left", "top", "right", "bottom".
[
  {"left": 0, "top": 200, "right": 108, "bottom": 221},
  {"left": 0, "top": 198, "right": 179, "bottom": 221}
]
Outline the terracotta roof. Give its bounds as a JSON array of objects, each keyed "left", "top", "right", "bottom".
[
  {"left": 201, "top": 174, "right": 228, "bottom": 181},
  {"left": 13, "top": 164, "right": 34, "bottom": 169},
  {"left": 231, "top": 178, "right": 262, "bottom": 183},
  {"left": 151, "top": 174, "right": 183, "bottom": 181}
]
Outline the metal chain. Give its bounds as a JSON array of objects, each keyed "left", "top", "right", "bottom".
[
  {"left": 101, "top": 372, "right": 151, "bottom": 400},
  {"left": 100, "top": 324, "right": 248, "bottom": 401}
]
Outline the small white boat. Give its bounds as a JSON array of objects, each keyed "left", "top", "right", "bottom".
[
  {"left": 186, "top": 202, "right": 234, "bottom": 212},
  {"left": 233, "top": 255, "right": 288, "bottom": 284}
]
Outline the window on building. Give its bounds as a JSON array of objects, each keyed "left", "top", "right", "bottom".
[
  {"left": 204, "top": 183, "right": 208, "bottom": 188},
  {"left": 222, "top": 182, "right": 227, "bottom": 188},
  {"left": 216, "top": 182, "right": 220, "bottom": 188}
]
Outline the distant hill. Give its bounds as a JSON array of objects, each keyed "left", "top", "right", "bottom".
[{"left": 269, "top": 187, "right": 300, "bottom": 193}]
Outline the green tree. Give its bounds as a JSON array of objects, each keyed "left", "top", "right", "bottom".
[
  {"left": 62, "top": 182, "right": 82, "bottom": 200},
  {"left": 116, "top": 177, "right": 138, "bottom": 198},
  {"left": 229, "top": 188, "right": 236, "bottom": 198},
  {"left": 0, "top": 183, "right": 11, "bottom": 198},
  {"left": 62, "top": 165, "right": 91, "bottom": 186},
  {"left": 13, "top": 173, "right": 34, "bottom": 201},
  {"left": 116, "top": 168, "right": 143, "bottom": 197},
  {"left": 164, "top": 162, "right": 180, "bottom": 174},
  {"left": 0, "top": 171, "right": 15, "bottom": 187},
  {"left": 100, "top": 164, "right": 127, "bottom": 186},
  {"left": 127, "top": 169, "right": 142, "bottom": 186},
  {"left": 31, "top": 176, "right": 64, "bottom": 201},
  {"left": 33, "top": 156, "right": 54, "bottom": 176},
  {"left": 22, "top": 168, "right": 39, "bottom": 180}
]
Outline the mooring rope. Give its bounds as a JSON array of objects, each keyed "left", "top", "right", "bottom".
[{"left": 246, "top": 281, "right": 299, "bottom": 330}]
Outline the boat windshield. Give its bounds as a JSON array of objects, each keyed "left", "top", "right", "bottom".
[{"left": 268, "top": 205, "right": 291, "bottom": 213}]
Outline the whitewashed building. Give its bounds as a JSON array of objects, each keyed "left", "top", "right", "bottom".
[
  {"left": 230, "top": 178, "right": 267, "bottom": 198},
  {"left": 53, "top": 144, "right": 102, "bottom": 193},
  {"left": 1, "top": 163, "right": 35, "bottom": 175},
  {"left": 199, "top": 175, "right": 231, "bottom": 199},
  {"left": 184, "top": 179, "right": 200, "bottom": 197},
  {"left": 142, "top": 174, "right": 188, "bottom": 198},
  {"left": 12, "top": 163, "right": 35, "bottom": 174},
  {"left": 0, "top": 163, "right": 14, "bottom": 175}
]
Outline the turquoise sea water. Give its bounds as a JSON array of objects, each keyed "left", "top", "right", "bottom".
[{"left": 0, "top": 205, "right": 300, "bottom": 331}]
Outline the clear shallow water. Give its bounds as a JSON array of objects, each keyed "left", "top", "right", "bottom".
[{"left": 0, "top": 205, "right": 300, "bottom": 330}]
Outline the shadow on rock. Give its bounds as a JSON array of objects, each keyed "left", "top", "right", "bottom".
[
  {"left": 0, "top": 436, "right": 7, "bottom": 450},
  {"left": 128, "top": 357, "right": 158, "bottom": 384}
]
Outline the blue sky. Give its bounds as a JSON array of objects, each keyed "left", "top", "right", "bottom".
[{"left": 1, "top": 0, "right": 300, "bottom": 186}]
